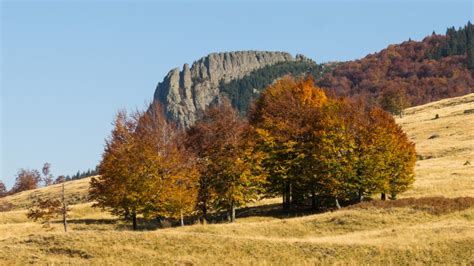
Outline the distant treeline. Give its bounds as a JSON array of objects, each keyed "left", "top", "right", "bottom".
[
  {"left": 0, "top": 165, "right": 99, "bottom": 198},
  {"left": 317, "top": 21, "right": 474, "bottom": 108},
  {"left": 64, "top": 167, "right": 98, "bottom": 181},
  {"left": 427, "top": 21, "right": 474, "bottom": 68}
]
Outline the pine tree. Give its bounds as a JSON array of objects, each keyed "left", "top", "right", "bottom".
[{"left": 466, "top": 21, "right": 474, "bottom": 69}]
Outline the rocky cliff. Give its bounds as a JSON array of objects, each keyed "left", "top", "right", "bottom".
[{"left": 153, "top": 51, "right": 294, "bottom": 127}]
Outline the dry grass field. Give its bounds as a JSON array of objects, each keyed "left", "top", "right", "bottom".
[
  {"left": 0, "top": 94, "right": 473, "bottom": 264},
  {"left": 0, "top": 177, "right": 92, "bottom": 210},
  {"left": 396, "top": 93, "right": 474, "bottom": 198}
]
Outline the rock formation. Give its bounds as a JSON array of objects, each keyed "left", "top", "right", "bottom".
[{"left": 153, "top": 51, "right": 294, "bottom": 127}]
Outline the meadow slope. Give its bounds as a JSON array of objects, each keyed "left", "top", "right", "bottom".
[
  {"left": 0, "top": 94, "right": 473, "bottom": 264},
  {"left": 396, "top": 93, "right": 474, "bottom": 198}
]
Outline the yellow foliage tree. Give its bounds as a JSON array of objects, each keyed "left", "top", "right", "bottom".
[
  {"left": 250, "top": 75, "right": 416, "bottom": 209},
  {"left": 250, "top": 76, "right": 328, "bottom": 209},
  {"left": 90, "top": 103, "right": 198, "bottom": 230}
]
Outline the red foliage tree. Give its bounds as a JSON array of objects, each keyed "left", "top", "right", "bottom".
[
  {"left": 317, "top": 35, "right": 473, "bottom": 108},
  {"left": 11, "top": 169, "right": 41, "bottom": 194}
]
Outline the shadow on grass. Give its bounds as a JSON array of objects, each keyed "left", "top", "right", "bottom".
[
  {"left": 58, "top": 199, "right": 343, "bottom": 231},
  {"left": 60, "top": 196, "right": 474, "bottom": 231},
  {"left": 65, "top": 218, "right": 118, "bottom": 225}
]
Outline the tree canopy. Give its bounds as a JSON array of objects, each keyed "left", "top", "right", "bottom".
[
  {"left": 185, "top": 99, "right": 266, "bottom": 222},
  {"left": 90, "top": 103, "right": 198, "bottom": 229},
  {"left": 250, "top": 76, "right": 416, "bottom": 209},
  {"left": 10, "top": 169, "right": 41, "bottom": 194},
  {"left": 91, "top": 75, "right": 417, "bottom": 228}
]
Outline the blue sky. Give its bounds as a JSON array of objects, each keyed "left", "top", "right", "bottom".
[{"left": 1, "top": 0, "right": 472, "bottom": 188}]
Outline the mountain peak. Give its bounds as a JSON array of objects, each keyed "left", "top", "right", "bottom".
[{"left": 153, "top": 51, "right": 294, "bottom": 127}]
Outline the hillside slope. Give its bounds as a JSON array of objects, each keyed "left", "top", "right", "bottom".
[
  {"left": 0, "top": 177, "right": 92, "bottom": 210},
  {"left": 317, "top": 23, "right": 474, "bottom": 106},
  {"left": 1, "top": 94, "right": 473, "bottom": 209},
  {"left": 397, "top": 93, "right": 474, "bottom": 198},
  {"left": 0, "top": 198, "right": 472, "bottom": 264},
  {"left": 0, "top": 95, "right": 473, "bottom": 264}
]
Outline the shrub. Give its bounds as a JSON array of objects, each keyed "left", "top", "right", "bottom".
[{"left": 0, "top": 201, "right": 13, "bottom": 212}]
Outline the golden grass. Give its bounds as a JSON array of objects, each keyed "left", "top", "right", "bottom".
[
  {"left": 0, "top": 203, "right": 472, "bottom": 264},
  {"left": 396, "top": 93, "right": 474, "bottom": 198},
  {"left": 1, "top": 94, "right": 473, "bottom": 264},
  {"left": 0, "top": 177, "right": 92, "bottom": 210}
]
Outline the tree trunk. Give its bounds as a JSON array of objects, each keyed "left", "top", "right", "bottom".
[
  {"left": 335, "top": 197, "right": 341, "bottom": 209},
  {"left": 231, "top": 201, "right": 236, "bottom": 223},
  {"left": 180, "top": 209, "right": 184, "bottom": 227},
  {"left": 358, "top": 189, "right": 364, "bottom": 203},
  {"left": 282, "top": 189, "right": 286, "bottom": 208},
  {"left": 132, "top": 212, "right": 137, "bottom": 231},
  {"left": 390, "top": 192, "right": 397, "bottom": 200},
  {"left": 289, "top": 183, "right": 293, "bottom": 205},
  {"left": 283, "top": 182, "right": 291, "bottom": 211},
  {"left": 381, "top": 193, "right": 386, "bottom": 201},
  {"left": 311, "top": 189, "right": 316, "bottom": 210},
  {"left": 201, "top": 203, "right": 207, "bottom": 223},
  {"left": 61, "top": 182, "right": 67, "bottom": 232}
]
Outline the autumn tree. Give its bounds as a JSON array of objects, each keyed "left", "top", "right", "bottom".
[
  {"left": 250, "top": 76, "right": 416, "bottom": 209},
  {"left": 27, "top": 198, "right": 61, "bottom": 229},
  {"left": 27, "top": 181, "right": 68, "bottom": 232},
  {"left": 134, "top": 105, "right": 199, "bottom": 226},
  {"left": 90, "top": 103, "right": 198, "bottom": 230},
  {"left": 90, "top": 107, "right": 160, "bottom": 230},
  {"left": 159, "top": 144, "right": 199, "bottom": 226},
  {"left": 379, "top": 88, "right": 409, "bottom": 118},
  {"left": 0, "top": 180, "right": 7, "bottom": 197},
  {"left": 42, "top": 162, "right": 53, "bottom": 187},
  {"left": 54, "top": 175, "right": 66, "bottom": 185},
  {"left": 308, "top": 99, "right": 359, "bottom": 208},
  {"left": 349, "top": 103, "right": 389, "bottom": 202},
  {"left": 369, "top": 108, "right": 417, "bottom": 199},
  {"left": 10, "top": 169, "right": 41, "bottom": 194},
  {"left": 249, "top": 76, "right": 327, "bottom": 210},
  {"left": 186, "top": 99, "right": 266, "bottom": 222}
]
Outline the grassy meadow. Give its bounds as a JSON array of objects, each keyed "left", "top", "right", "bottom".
[
  {"left": 396, "top": 93, "right": 474, "bottom": 198},
  {"left": 0, "top": 94, "right": 473, "bottom": 264}
]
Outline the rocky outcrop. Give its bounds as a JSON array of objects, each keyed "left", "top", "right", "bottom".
[{"left": 153, "top": 51, "right": 294, "bottom": 127}]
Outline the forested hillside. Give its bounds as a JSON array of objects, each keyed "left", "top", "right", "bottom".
[
  {"left": 316, "top": 22, "right": 474, "bottom": 107},
  {"left": 220, "top": 59, "right": 331, "bottom": 114}
]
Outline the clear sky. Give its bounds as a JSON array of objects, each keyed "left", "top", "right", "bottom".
[{"left": 1, "top": 0, "right": 472, "bottom": 188}]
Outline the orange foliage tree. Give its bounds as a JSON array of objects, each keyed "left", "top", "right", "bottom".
[
  {"left": 186, "top": 99, "right": 266, "bottom": 222},
  {"left": 249, "top": 76, "right": 328, "bottom": 209},
  {"left": 366, "top": 108, "right": 416, "bottom": 199},
  {"left": 250, "top": 76, "right": 416, "bottom": 209},
  {"left": 10, "top": 169, "right": 41, "bottom": 194},
  {"left": 90, "top": 103, "right": 198, "bottom": 230}
]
